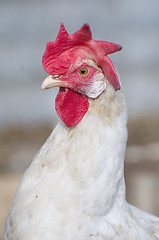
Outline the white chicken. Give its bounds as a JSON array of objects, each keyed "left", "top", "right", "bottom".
[{"left": 4, "top": 23, "right": 159, "bottom": 240}]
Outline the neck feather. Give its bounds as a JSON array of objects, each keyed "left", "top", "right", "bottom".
[
  {"left": 68, "top": 83, "right": 128, "bottom": 215},
  {"left": 39, "top": 83, "right": 128, "bottom": 216}
]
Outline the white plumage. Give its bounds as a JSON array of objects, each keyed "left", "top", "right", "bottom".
[
  {"left": 3, "top": 23, "right": 159, "bottom": 239},
  {"left": 4, "top": 81, "right": 159, "bottom": 239}
]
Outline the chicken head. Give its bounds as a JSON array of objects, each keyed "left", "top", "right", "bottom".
[{"left": 42, "top": 23, "right": 122, "bottom": 127}]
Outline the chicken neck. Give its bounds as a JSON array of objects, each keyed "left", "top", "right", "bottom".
[{"left": 38, "top": 82, "right": 128, "bottom": 218}]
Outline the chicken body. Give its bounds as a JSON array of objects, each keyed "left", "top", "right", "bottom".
[
  {"left": 4, "top": 24, "right": 159, "bottom": 240},
  {"left": 4, "top": 82, "right": 159, "bottom": 240}
]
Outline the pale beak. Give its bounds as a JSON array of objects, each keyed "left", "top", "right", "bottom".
[{"left": 41, "top": 75, "right": 69, "bottom": 90}]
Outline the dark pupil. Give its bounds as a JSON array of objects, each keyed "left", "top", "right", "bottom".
[{"left": 81, "top": 69, "right": 86, "bottom": 74}]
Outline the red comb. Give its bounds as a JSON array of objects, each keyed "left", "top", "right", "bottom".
[{"left": 42, "top": 23, "right": 122, "bottom": 90}]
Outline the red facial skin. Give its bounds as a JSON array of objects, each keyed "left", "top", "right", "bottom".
[
  {"left": 42, "top": 24, "right": 122, "bottom": 91},
  {"left": 56, "top": 58, "right": 101, "bottom": 94},
  {"left": 42, "top": 24, "right": 122, "bottom": 127},
  {"left": 54, "top": 61, "right": 102, "bottom": 128}
]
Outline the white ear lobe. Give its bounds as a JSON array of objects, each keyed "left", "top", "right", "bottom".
[
  {"left": 86, "top": 72, "right": 106, "bottom": 99},
  {"left": 87, "top": 81, "right": 107, "bottom": 99}
]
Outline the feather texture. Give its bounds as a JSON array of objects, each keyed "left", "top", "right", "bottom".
[{"left": 4, "top": 81, "right": 159, "bottom": 240}]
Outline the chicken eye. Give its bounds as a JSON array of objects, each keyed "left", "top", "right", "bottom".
[{"left": 79, "top": 67, "right": 88, "bottom": 76}]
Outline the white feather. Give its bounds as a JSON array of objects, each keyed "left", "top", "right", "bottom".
[{"left": 4, "top": 82, "right": 159, "bottom": 240}]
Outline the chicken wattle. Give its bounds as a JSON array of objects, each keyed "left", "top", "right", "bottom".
[
  {"left": 55, "top": 87, "right": 89, "bottom": 127},
  {"left": 4, "top": 24, "right": 159, "bottom": 240}
]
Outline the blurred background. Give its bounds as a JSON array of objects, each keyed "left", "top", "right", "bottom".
[{"left": 0, "top": 0, "right": 159, "bottom": 238}]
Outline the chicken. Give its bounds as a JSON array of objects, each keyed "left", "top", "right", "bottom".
[{"left": 4, "top": 23, "right": 159, "bottom": 240}]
